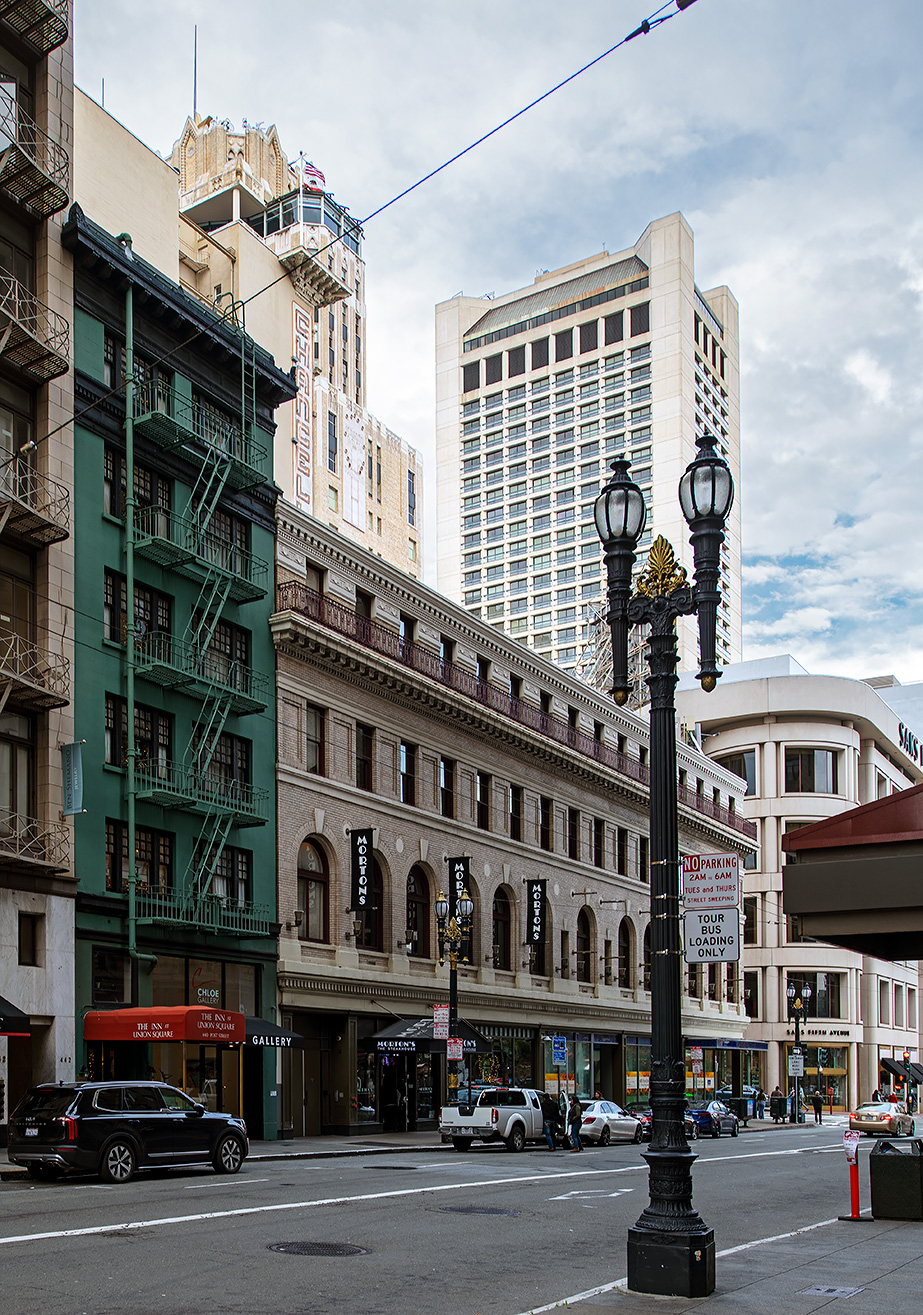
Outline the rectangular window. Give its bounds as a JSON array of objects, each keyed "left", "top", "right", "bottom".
[
  {"left": 785, "top": 748, "right": 838, "bottom": 794},
  {"left": 508, "top": 344, "right": 526, "bottom": 377},
  {"left": 510, "top": 783, "right": 523, "bottom": 841},
  {"left": 485, "top": 353, "right": 503, "bottom": 385},
  {"left": 211, "top": 846, "right": 252, "bottom": 906},
  {"left": 639, "top": 836, "right": 649, "bottom": 884},
  {"left": 604, "top": 311, "right": 624, "bottom": 345},
  {"left": 104, "top": 694, "right": 171, "bottom": 771},
  {"left": 327, "top": 412, "right": 337, "bottom": 473},
  {"left": 567, "top": 807, "right": 579, "bottom": 860},
  {"left": 376, "top": 445, "right": 382, "bottom": 502},
  {"left": 531, "top": 337, "right": 549, "bottom": 370},
  {"left": 744, "top": 970, "right": 759, "bottom": 1019},
  {"left": 407, "top": 469, "right": 417, "bottom": 527},
  {"left": 555, "top": 329, "right": 573, "bottom": 362},
  {"left": 18, "top": 912, "right": 40, "bottom": 966},
  {"left": 717, "top": 749, "right": 756, "bottom": 796},
  {"left": 328, "top": 486, "right": 338, "bottom": 512},
  {"left": 400, "top": 741, "right": 417, "bottom": 806},
  {"left": 305, "top": 704, "right": 325, "bottom": 775},
  {"left": 879, "top": 979, "right": 890, "bottom": 1025},
  {"left": 463, "top": 361, "right": 480, "bottom": 393},
  {"left": 630, "top": 302, "right": 650, "bottom": 336},
  {"left": 579, "top": 321, "right": 598, "bottom": 354},
  {"left": 593, "top": 817, "right": 604, "bottom": 869},
  {"left": 789, "top": 972, "right": 842, "bottom": 1019},
  {"left": 440, "top": 757, "right": 455, "bottom": 819},
  {"left": 105, "top": 819, "right": 172, "bottom": 893},
  {"left": 539, "top": 796, "right": 553, "bottom": 852},
  {"left": 476, "top": 771, "right": 491, "bottom": 830},
  {"left": 103, "top": 448, "right": 170, "bottom": 521},
  {"left": 356, "top": 723, "right": 374, "bottom": 791},
  {"left": 616, "top": 827, "right": 627, "bottom": 876},
  {"left": 103, "top": 570, "right": 171, "bottom": 645},
  {"left": 743, "top": 895, "right": 759, "bottom": 945}
]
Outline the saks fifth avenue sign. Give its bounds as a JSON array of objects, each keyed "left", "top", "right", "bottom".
[{"left": 899, "top": 723, "right": 922, "bottom": 764}]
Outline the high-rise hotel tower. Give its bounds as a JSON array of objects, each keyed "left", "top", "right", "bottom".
[{"left": 435, "top": 213, "right": 741, "bottom": 682}]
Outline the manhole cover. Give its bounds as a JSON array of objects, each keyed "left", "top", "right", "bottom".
[
  {"left": 267, "top": 1242, "right": 371, "bottom": 1257},
  {"left": 362, "top": 1164, "right": 417, "bottom": 1171},
  {"left": 797, "top": 1287, "right": 864, "bottom": 1299},
  {"left": 440, "top": 1206, "right": 520, "bottom": 1217}
]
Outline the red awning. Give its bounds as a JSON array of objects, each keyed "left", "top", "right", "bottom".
[{"left": 83, "top": 1006, "right": 245, "bottom": 1044}]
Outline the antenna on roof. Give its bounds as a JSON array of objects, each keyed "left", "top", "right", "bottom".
[{"left": 193, "top": 24, "right": 197, "bottom": 120}]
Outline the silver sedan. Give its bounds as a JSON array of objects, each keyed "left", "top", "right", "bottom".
[
  {"left": 849, "top": 1102, "right": 915, "bottom": 1136},
  {"left": 580, "top": 1099, "right": 643, "bottom": 1145}
]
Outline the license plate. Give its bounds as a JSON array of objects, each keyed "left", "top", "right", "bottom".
[
  {"left": 25, "top": 1128, "right": 38, "bottom": 1136},
  {"left": 457, "top": 1127, "right": 474, "bottom": 1136}
]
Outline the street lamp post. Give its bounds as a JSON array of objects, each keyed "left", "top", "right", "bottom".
[
  {"left": 595, "top": 432, "right": 734, "bottom": 1298},
  {"left": 786, "top": 981, "right": 812, "bottom": 1124},
  {"left": 435, "top": 888, "right": 473, "bottom": 1105}
]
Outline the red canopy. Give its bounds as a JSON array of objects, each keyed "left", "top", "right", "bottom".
[{"left": 83, "top": 1006, "right": 244, "bottom": 1044}]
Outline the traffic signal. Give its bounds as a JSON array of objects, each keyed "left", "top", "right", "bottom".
[{"left": 904, "top": 1050, "right": 911, "bottom": 1064}]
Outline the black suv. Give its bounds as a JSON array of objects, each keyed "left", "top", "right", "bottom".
[{"left": 8, "top": 1081, "right": 249, "bottom": 1184}]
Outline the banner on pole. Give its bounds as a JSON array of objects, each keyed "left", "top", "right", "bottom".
[
  {"left": 447, "top": 856, "right": 469, "bottom": 918},
  {"left": 61, "top": 742, "right": 84, "bottom": 816}
]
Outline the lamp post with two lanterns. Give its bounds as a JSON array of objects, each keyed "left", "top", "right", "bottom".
[
  {"left": 434, "top": 887, "right": 473, "bottom": 1105},
  {"left": 594, "top": 430, "right": 735, "bottom": 1298},
  {"left": 786, "top": 980, "right": 812, "bottom": 1124}
]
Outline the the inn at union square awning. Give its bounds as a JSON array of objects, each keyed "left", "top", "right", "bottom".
[
  {"left": 83, "top": 1006, "right": 303, "bottom": 1048},
  {"left": 783, "top": 781, "right": 923, "bottom": 960}
]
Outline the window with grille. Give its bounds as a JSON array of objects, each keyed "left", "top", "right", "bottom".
[
  {"left": 104, "top": 695, "right": 171, "bottom": 771},
  {"left": 105, "top": 819, "right": 172, "bottom": 892},
  {"left": 103, "top": 448, "right": 170, "bottom": 520},
  {"left": 298, "top": 839, "right": 329, "bottom": 941},
  {"left": 104, "top": 571, "right": 171, "bottom": 645}
]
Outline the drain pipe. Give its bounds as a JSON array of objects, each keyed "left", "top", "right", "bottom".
[{"left": 119, "top": 233, "right": 157, "bottom": 992}]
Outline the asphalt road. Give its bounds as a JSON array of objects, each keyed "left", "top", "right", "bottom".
[{"left": 0, "top": 1124, "right": 866, "bottom": 1315}]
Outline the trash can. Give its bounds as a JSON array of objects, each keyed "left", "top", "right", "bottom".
[
  {"left": 724, "top": 1097, "right": 752, "bottom": 1125},
  {"left": 770, "top": 1096, "right": 786, "bottom": 1122},
  {"left": 870, "top": 1139, "right": 923, "bottom": 1220}
]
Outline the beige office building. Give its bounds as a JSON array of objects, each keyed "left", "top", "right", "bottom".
[{"left": 435, "top": 213, "right": 740, "bottom": 682}]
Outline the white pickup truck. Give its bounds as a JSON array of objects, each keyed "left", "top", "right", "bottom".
[{"left": 439, "top": 1087, "right": 549, "bottom": 1151}]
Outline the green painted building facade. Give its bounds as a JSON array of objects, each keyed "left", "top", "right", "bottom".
[{"left": 63, "top": 206, "right": 296, "bottom": 1140}]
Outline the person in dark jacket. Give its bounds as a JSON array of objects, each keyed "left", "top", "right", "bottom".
[
  {"left": 541, "top": 1093, "right": 562, "bottom": 1150},
  {"left": 811, "top": 1089, "right": 823, "bottom": 1124},
  {"left": 568, "top": 1095, "right": 584, "bottom": 1152}
]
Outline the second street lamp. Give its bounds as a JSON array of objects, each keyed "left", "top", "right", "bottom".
[
  {"left": 435, "top": 887, "right": 473, "bottom": 1104},
  {"left": 786, "top": 981, "right": 812, "bottom": 1124},
  {"left": 595, "top": 431, "right": 734, "bottom": 1299}
]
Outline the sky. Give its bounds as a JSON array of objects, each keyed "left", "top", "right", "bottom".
[{"left": 74, "top": 0, "right": 923, "bottom": 684}]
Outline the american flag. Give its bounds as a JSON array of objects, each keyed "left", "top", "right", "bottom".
[{"left": 299, "top": 156, "right": 326, "bottom": 192}]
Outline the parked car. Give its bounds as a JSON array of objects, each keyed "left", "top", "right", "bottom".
[
  {"left": 624, "top": 1100, "right": 698, "bottom": 1141},
  {"left": 8, "top": 1081, "right": 249, "bottom": 1184},
  {"left": 849, "top": 1102, "right": 915, "bottom": 1137},
  {"left": 716, "top": 1085, "right": 759, "bottom": 1101},
  {"left": 686, "top": 1099, "right": 739, "bottom": 1138},
  {"left": 579, "top": 1100, "right": 643, "bottom": 1145}
]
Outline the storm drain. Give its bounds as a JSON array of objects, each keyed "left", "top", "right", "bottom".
[
  {"left": 267, "top": 1242, "right": 371, "bottom": 1257},
  {"left": 797, "top": 1287, "right": 865, "bottom": 1300},
  {"left": 440, "top": 1206, "right": 520, "bottom": 1217}
]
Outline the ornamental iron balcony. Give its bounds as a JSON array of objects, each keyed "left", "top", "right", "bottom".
[
  {"left": 0, "top": 85, "right": 69, "bottom": 216},
  {"left": 132, "top": 382, "right": 270, "bottom": 492},
  {"left": 0, "top": 809, "right": 68, "bottom": 873},
  {"left": 0, "top": 0, "right": 69, "bottom": 56},
  {"left": 0, "top": 630, "right": 68, "bottom": 710},
  {"left": 135, "top": 887, "right": 276, "bottom": 938},
  {"left": 0, "top": 273, "right": 69, "bottom": 380},
  {"left": 0, "top": 458, "right": 68, "bottom": 544},
  {"left": 134, "top": 631, "right": 269, "bottom": 714},
  {"left": 132, "top": 505, "right": 269, "bottom": 602},
  {"left": 275, "top": 581, "right": 757, "bottom": 842}
]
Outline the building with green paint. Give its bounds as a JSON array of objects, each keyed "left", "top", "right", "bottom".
[{"left": 63, "top": 204, "right": 295, "bottom": 1140}]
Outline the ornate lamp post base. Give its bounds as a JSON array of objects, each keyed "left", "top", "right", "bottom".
[{"left": 627, "top": 1225, "right": 716, "bottom": 1298}]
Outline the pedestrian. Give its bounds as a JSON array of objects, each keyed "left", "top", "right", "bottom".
[
  {"left": 770, "top": 1085, "right": 783, "bottom": 1123},
  {"left": 756, "top": 1088, "right": 767, "bottom": 1119},
  {"left": 541, "top": 1092, "right": 561, "bottom": 1151},
  {"left": 888, "top": 1090, "right": 900, "bottom": 1104},
  {"left": 811, "top": 1089, "right": 823, "bottom": 1124},
  {"left": 871, "top": 1088, "right": 881, "bottom": 1102},
  {"left": 568, "top": 1094, "right": 584, "bottom": 1152}
]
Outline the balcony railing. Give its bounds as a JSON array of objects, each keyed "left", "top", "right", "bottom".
[
  {"left": 132, "top": 383, "right": 269, "bottom": 491},
  {"left": 132, "top": 756, "right": 268, "bottom": 827},
  {"left": 136, "top": 887, "right": 276, "bottom": 938},
  {"left": 0, "top": 273, "right": 69, "bottom": 380},
  {"left": 0, "top": 630, "right": 69, "bottom": 710},
  {"left": 275, "top": 581, "right": 758, "bottom": 842},
  {"left": 0, "top": 458, "right": 69, "bottom": 544},
  {"left": 0, "top": 810, "right": 68, "bottom": 870},
  {"left": 0, "top": 0, "right": 69, "bottom": 56},
  {"left": 134, "top": 632, "right": 269, "bottom": 713},
  {"left": 132, "top": 505, "right": 269, "bottom": 602},
  {"left": 133, "top": 757, "right": 194, "bottom": 809},
  {"left": 0, "top": 85, "right": 69, "bottom": 216}
]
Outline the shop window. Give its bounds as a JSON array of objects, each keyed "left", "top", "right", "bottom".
[
  {"left": 297, "top": 839, "right": 329, "bottom": 942},
  {"left": 576, "top": 907, "right": 592, "bottom": 983},
  {"left": 492, "top": 888, "right": 512, "bottom": 970},
  {"left": 405, "top": 865, "right": 429, "bottom": 958}
]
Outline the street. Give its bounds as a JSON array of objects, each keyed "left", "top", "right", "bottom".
[{"left": 0, "top": 1122, "right": 872, "bottom": 1315}]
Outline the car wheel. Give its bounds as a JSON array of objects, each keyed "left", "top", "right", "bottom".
[
  {"left": 632, "top": 1123, "right": 643, "bottom": 1144},
  {"left": 506, "top": 1124, "right": 526, "bottom": 1153},
  {"left": 99, "top": 1139, "right": 137, "bottom": 1184},
  {"left": 599, "top": 1125, "right": 611, "bottom": 1147},
  {"left": 731, "top": 1121, "right": 739, "bottom": 1137},
  {"left": 452, "top": 1138, "right": 472, "bottom": 1152},
  {"left": 213, "top": 1134, "right": 244, "bottom": 1175}
]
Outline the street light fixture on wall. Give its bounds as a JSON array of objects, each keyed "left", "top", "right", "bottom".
[
  {"left": 434, "top": 887, "right": 473, "bottom": 1104},
  {"left": 595, "top": 431, "right": 734, "bottom": 1299},
  {"left": 786, "top": 980, "right": 812, "bottom": 1124}
]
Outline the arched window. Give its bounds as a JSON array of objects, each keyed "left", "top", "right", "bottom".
[
  {"left": 297, "top": 838, "right": 329, "bottom": 942},
  {"left": 357, "top": 856, "right": 384, "bottom": 951},
  {"left": 642, "top": 925, "right": 652, "bottom": 991},
  {"left": 405, "top": 865, "right": 429, "bottom": 958},
  {"left": 617, "top": 918, "right": 632, "bottom": 988},
  {"left": 492, "top": 888, "right": 512, "bottom": 970},
  {"left": 576, "top": 907, "right": 592, "bottom": 983}
]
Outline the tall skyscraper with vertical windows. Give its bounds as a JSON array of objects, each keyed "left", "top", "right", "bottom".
[{"left": 435, "top": 213, "right": 741, "bottom": 681}]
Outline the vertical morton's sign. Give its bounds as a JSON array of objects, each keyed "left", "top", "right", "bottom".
[
  {"left": 447, "top": 856, "right": 469, "bottom": 918},
  {"left": 527, "top": 878, "right": 546, "bottom": 949},
  {"left": 350, "top": 828, "right": 374, "bottom": 914}
]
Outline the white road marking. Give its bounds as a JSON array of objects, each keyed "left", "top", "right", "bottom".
[
  {"left": 511, "top": 1215, "right": 842, "bottom": 1314},
  {"left": 183, "top": 1177, "right": 270, "bottom": 1189}
]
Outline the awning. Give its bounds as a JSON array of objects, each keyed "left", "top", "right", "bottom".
[
  {"left": 84, "top": 1006, "right": 245, "bottom": 1044},
  {"left": 881, "top": 1057, "right": 923, "bottom": 1084},
  {"left": 0, "top": 994, "right": 30, "bottom": 1037},
  {"left": 365, "top": 1017, "right": 491, "bottom": 1054},
  {"left": 245, "top": 1017, "right": 304, "bottom": 1049}
]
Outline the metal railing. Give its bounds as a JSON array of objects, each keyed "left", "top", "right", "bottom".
[
  {"left": 133, "top": 505, "right": 269, "bottom": 597},
  {"left": 0, "top": 85, "right": 69, "bottom": 215},
  {"left": 0, "top": 272, "right": 69, "bottom": 372},
  {"left": 0, "top": 810, "right": 69, "bottom": 866},
  {"left": 135, "top": 887, "right": 276, "bottom": 937},
  {"left": 0, "top": 630, "right": 69, "bottom": 700},
  {"left": 0, "top": 1, "right": 69, "bottom": 56},
  {"left": 132, "top": 755, "right": 268, "bottom": 824},
  {"left": 0, "top": 458, "right": 69, "bottom": 539},
  {"left": 275, "top": 582, "right": 757, "bottom": 841},
  {"left": 134, "top": 631, "right": 269, "bottom": 707},
  {"left": 132, "top": 382, "right": 269, "bottom": 484}
]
